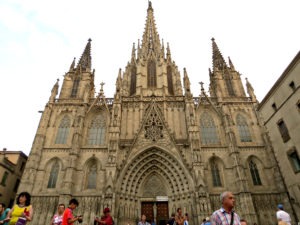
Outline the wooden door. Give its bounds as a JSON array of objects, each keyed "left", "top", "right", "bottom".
[
  {"left": 156, "top": 202, "right": 168, "bottom": 225},
  {"left": 141, "top": 202, "right": 154, "bottom": 223}
]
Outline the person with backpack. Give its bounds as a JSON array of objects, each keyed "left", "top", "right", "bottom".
[{"left": 95, "top": 208, "right": 113, "bottom": 225}]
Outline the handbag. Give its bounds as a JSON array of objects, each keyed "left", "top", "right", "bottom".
[{"left": 16, "top": 217, "right": 27, "bottom": 225}]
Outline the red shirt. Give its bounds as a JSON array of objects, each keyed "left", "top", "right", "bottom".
[
  {"left": 62, "top": 208, "right": 74, "bottom": 225},
  {"left": 100, "top": 215, "right": 113, "bottom": 225}
]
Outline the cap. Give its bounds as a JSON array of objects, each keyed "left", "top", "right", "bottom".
[
  {"left": 103, "top": 207, "right": 110, "bottom": 213},
  {"left": 277, "top": 204, "right": 283, "bottom": 210},
  {"left": 206, "top": 217, "right": 210, "bottom": 221}
]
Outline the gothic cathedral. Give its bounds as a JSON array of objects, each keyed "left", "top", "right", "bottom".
[{"left": 19, "top": 2, "right": 293, "bottom": 225}]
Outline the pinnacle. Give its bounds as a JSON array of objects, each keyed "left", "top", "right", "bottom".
[{"left": 77, "top": 39, "right": 92, "bottom": 70}]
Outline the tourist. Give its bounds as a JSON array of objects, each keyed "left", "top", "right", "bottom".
[
  {"left": 5, "top": 192, "right": 33, "bottom": 225},
  {"left": 205, "top": 217, "right": 211, "bottom": 225},
  {"left": 138, "top": 214, "right": 150, "bottom": 225},
  {"left": 62, "top": 199, "right": 82, "bottom": 225},
  {"left": 276, "top": 204, "right": 291, "bottom": 225},
  {"left": 175, "top": 208, "right": 184, "bottom": 225},
  {"left": 211, "top": 191, "right": 241, "bottom": 225},
  {"left": 94, "top": 207, "right": 113, "bottom": 225},
  {"left": 50, "top": 203, "right": 65, "bottom": 225},
  {"left": 167, "top": 213, "right": 175, "bottom": 225},
  {"left": 240, "top": 219, "right": 247, "bottom": 225},
  {"left": 0, "top": 203, "right": 10, "bottom": 225},
  {"left": 184, "top": 213, "right": 189, "bottom": 225}
]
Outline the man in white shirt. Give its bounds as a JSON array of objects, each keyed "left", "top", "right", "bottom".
[{"left": 276, "top": 204, "right": 291, "bottom": 225}]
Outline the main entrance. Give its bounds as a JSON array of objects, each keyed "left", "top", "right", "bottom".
[{"left": 141, "top": 202, "right": 169, "bottom": 225}]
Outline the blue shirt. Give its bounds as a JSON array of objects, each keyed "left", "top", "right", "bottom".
[{"left": 0, "top": 208, "right": 10, "bottom": 225}]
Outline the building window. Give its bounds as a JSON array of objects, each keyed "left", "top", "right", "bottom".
[
  {"left": 47, "top": 161, "right": 59, "bottom": 188},
  {"left": 55, "top": 116, "right": 70, "bottom": 144},
  {"left": 211, "top": 160, "right": 222, "bottom": 187},
  {"left": 289, "top": 81, "right": 296, "bottom": 91},
  {"left": 87, "top": 164, "right": 97, "bottom": 189},
  {"left": 71, "top": 77, "right": 80, "bottom": 97},
  {"left": 277, "top": 119, "right": 290, "bottom": 142},
  {"left": 236, "top": 114, "right": 252, "bottom": 142},
  {"left": 147, "top": 60, "right": 157, "bottom": 88},
  {"left": 288, "top": 149, "right": 300, "bottom": 173},
  {"left": 167, "top": 66, "right": 174, "bottom": 95},
  {"left": 200, "top": 113, "right": 219, "bottom": 144},
  {"left": 225, "top": 73, "right": 235, "bottom": 96},
  {"left": 249, "top": 160, "right": 262, "bottom": 185},
  {"left": 130, "top": 66, "right": 137, "bottom": 96},
  {"left": 88, "top": 115, "right": 106, "bottom": 145},
  {"left": 0, "top": 171, "right": 9, "bottom": 186},
  {"left": 13, "top": 179, "right": 20, "bottom": 192},
  {"left": 272, "top": 103, "right": 277, "bottom": 111}
]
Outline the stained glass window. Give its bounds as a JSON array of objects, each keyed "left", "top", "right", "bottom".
[
  {"left": 130, "top": 66, "right": 137, "bottom": 95},
  {"left": 87, "top": 164, "right": 97, "bottom": 189},
  {"left": 55, "top": 116, "right": 70, "bottom": 144},
  {"left": 200, "top": 113, "right": 219, "bottom": 144},
  {"left": 249, "top": 160, "right": 262, "bottom": 185},
  {"left": 147, "top": 60, "right": 157, "bottom": 88},
  {"left": 88, "top": 114, "right": 106, "bottom": 145},
  {"left": 47, "top": 161, "right": 59, "bottom": 188},
  {"left": 71, "top": 77, "right": 80, "bottom": 97},
  {"left": 167, "top": 66, "right": 174, "bottom": 95},
  {"left": 236, "top": 114, "right": 252, "bottom": 142}
]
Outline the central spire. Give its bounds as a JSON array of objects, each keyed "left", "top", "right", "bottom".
[{"left": 141, "top": 1, "right": 161, "bottom": 55}]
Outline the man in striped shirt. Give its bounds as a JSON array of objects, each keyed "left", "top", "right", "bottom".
[{"left": 211, "top": 191, "right": 241, "bottom": 225}]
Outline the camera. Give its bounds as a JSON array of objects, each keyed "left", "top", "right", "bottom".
[{"left": 77, "top": 215, "right": 83, "bottom": 223}]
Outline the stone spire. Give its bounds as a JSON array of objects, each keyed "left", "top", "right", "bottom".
[
  {"left": 69, "top": 57, "right": 76, "bottom": 71},
  {"left": 245, "top": 77, "right": 257, "bottom": 101},
  {"left": 141, "top": 1, "right": 161, "bottom": 55},
  {"left": 211, "top": 38, "right": 227, "bottom": 71},
  {"left": 77, "top": 38, "right": 92, "bottom": 70},
  {"left": 228, "top": 56, "right": 235, "bottom": 70},
  {"left": 131, "top": 42, "right": 136, "bottom": 63}
]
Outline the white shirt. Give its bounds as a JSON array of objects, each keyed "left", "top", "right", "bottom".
[{"left": 276, "top": 210, "right": 291, "bottom": 225}]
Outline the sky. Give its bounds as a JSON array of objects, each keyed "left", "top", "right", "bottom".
[{"left": 0, "top": 0, "right": 299, "bottom": 156}]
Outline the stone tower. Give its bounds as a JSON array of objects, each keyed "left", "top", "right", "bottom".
[{"left": 18, "top": 2, "right": 294, "bottom": 225}]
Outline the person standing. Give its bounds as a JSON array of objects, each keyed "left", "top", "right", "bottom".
[
  {"left": 138, "top": 214, "right": 150, "bottom": 225},
  {"left": 94, "top": 208, "right": 113, "bottom": 225},
  {"left": 62, "top": 199, "right": 82, "bottom": 225},
  {"left": 0, "top": 203, "right": 10, "bottom": 225},
  {"left": 167, "top": 213, "right": 175, "bottom": 225},
  {"left": 184, "top": 213, "right": 189, "bottom": 225},
  {"left": 5, "top": 192, "right": 33, "bottom": 225},
  {"left": 50, "top": 204, "right": 65, "bottom": 225},
  {"left": 239, "top": 219, "right": 247, "bottom": 225},
  {"left": 276, "top": 204, "right": 291, "bottom": 225},
  {"left": 211, "top": 191, "right": 241, "bottom": 225},
  {"left": 205, "top": 217, "right": 211, "bottom": 225},
  {"left": 175, "top": 208, "right": 184, "bottom": 225}
]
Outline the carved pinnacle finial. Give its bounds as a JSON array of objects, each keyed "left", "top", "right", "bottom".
[
  {"left": 100, "top": 82, "right": 105, "bottom": 93},
  {"left": 199, "top": 81, "right": 204, "bottom": 92}
]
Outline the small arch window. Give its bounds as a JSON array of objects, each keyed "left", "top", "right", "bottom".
[{"left": 236, "top": 114, "right": 252, "bottom": 142}]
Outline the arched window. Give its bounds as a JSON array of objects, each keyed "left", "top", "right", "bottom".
[
  {"left": 167, "top": 66, "right": 174, "bottom": 95},
  {"left": 236, "top": 114, "right": 252, "bottom": 142},
  {"left": 211, "top": 160, "right": 222, "bottom": 187},
  {"left": 200, "top": 113, "right": 219, "bottom": 144},
  {"left": 225, "top": 78, "right": 235, "bottom": 96},
  {"left": 71, "top": 76, "right": 80, "bottom": 97},
  {"left": 88, "top": 114, "right": 106, "bottom": 145},
  {"left": 147, "top": 60, "right": 157, "bottom": 88},
  {"left": 130, "top": 66, "right": 137, "bottom": 96},
  {"left": 47, "top": 161, "right": 59, "bottom": 188},
  {"left": 87, "top": 164, "right": 97, "bottom": 189},
  {"left": 249, "top": 160, "right": 262, "bottom": 185},
  {"left": 55, "top": 116, "right": 70, "bottom": 144}
]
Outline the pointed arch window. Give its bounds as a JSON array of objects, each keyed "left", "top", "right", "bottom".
[
  {"left": 147, "top": 60, "right": 157, "bottom": 88},
  {"left": 224, "top": 72, "right": 235, "bottom": 96},
  {"left": 86, "top": 164, "right": 97, "bottom": 189},
  {"left": 211, "top": 160, "right": 222, "bottom": 187},
  {"left": 88, "top": 114, "right": 106, "bottom": 145},
  {"left": 130, "top": 66, "right": 137, "bottom": 96},
  {"left": 200, "top": 113, "right": 219, "bottom": 144},
  {"left": 47, "top": 161, "right": 59, "bottom": 188},
  {"left": 167, "top": 66, "right": 174, "bottom": 95},
  {"left": 71, "top": 77, "right": 80, "bottom": 97},
  {"left": 249, "top": 160, "right": 262, "bottom": 185},
  {"left": 236, "top": 114, "right": 252, "bottom": 142},
  {"left": 55, "top": 116, "right": 70, "bottom": 144}
]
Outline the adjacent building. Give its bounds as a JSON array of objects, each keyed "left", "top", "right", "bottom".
[
  {"left": 258, "top": 51, "right": 300, "bottom": 221},
  {"left": 0, "top": 149, "right": 28, "bottom": 207},
  {"left": 18, "top": 2, "right": 295, "bottom": 225}
]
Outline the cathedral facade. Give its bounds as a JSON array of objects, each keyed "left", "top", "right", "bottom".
[{"left": 18, "top": 2, "right": 294, "bottom": 225}]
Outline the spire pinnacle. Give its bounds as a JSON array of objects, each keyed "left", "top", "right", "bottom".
[
  {"left": 131, "top": 42, "right": 136, "bottom": 62},
  {"left": 77, "top": 38, "right": 92, "bottom": 70},
  {"left": 166, "top": 42, "right": 172, "bottom": 61},
  {"left": 141, "top": 1, "right": 161, "bottom": 55},
  {"left": 245, "top": 77, "right": 257, "bottom": 101},
  {"left": 183, "top": 68, "right": 191, "bottom": 96},
  {"left": 69, "top": 57, "right": 76, "bottom": 71},
  {"left": 228, "top": 56, "right": 235, "bottom": 70},
  {"left": 211, "top": 38, "right": 227, "bottom": 71}
]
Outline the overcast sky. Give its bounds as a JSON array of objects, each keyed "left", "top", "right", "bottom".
[{"left": 0, "top": 0, "right": 299, "bottom": 155}]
